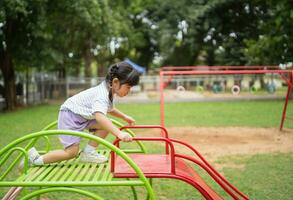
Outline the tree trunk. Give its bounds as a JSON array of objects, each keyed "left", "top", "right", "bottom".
[
  {"left": 58, "top": 64, "right": 66, "bottom": 78},
  {"left": 0, "top": 18, "right": 17, "bottom": 110},
  {"left": 83, "top": 38, "right": 92, "bottom": 78},
  {"left": 0, "top": 50, "right": 16, "bottom": 110},
  {"left": 97, "top": 62, "right": 107, "bottom": 77}
]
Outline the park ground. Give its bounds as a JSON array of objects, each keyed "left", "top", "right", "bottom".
[
  {"left": 0, "top": 100, "right": 292, "bottom": 199},
  {"left": 140, "top": 126, "right": 293, "bottom": 166}
]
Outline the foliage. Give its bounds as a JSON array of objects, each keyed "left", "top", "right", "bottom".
[
  {"left": 243, "top": 0, "right": 293, "bottom": 65},
  {"left": 1, "top": 0, "right": 292, "bottom": 110}
]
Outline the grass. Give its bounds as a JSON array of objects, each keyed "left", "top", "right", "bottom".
[
  {"left": 0, "top": 100, "right": 292, "bottom": 199},
  {"left": 217, "top": 153, "right": 293, "bottom": 200},
  {"left": 117, "top": 100, "right": 293, "bottom": 127}
]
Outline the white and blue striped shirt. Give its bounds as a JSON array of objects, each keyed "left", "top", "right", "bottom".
[{"left": 60, "top": 81, "right": 114, "bottom": 120}]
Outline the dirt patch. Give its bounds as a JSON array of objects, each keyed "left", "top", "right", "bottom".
[{"left": 138, "top": 127, "right": 293, "bottom": 163}]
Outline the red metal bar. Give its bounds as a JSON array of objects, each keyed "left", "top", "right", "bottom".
[
  {"left": 161, "top": 69, "right": 292, "bottom": 75},
  {"left": 163, "top": 75, "right": 174, "bottom": 89},
  {"left": 159, "top": 66, "right": 293, "bottom": 131},
  {"left": 111, "top": 137, "right": 176, "bottom": 174},
  {"left": 170, "top": 138, "right": 249, "bottom": 200},
  {"left": 280, "top": 71, "right": 293, "bottom": 130},
  {"left": 162, "top": 66, "right": 281, "bottom": 71},
  {"left": 160, "top": 71, "right": 165, "bottom": 128},
  {"left": 279, "top": 72, "right": 293, "bottom": 88},
  {"left": 120, "top": 125, "right": 169, "bottom": 154},
  {"left": 116, "top": 172, "right": 217, "bottom": 200},
  {"left": 175, "top": 154, "right": 241, "bottom": 200},
  {"left": 119, "top": 125, "right": 169, "bottom": 138}
]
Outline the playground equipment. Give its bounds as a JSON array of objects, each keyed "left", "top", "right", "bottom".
[
  {"left": 0, "top": 120, "right": 152, "bottom": 200},
  {"left": 112, "top": 125, "right": 250, "bottom": 200},
  {"left": 0, "top": 120, "right": 250, "bottom": 199},
  {"left": 231, "top": 85, "right": 241, "bottom": 95},
  {"left": 160, "top": 66, "right": 293, "bottom": 130}
]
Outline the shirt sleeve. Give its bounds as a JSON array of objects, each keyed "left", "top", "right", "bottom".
[
  {"left": 92, "top": 98, "right": 109, "bottom": 115},
  {"left": 108, "top": 103, "right": 114, "bottom": 112}
]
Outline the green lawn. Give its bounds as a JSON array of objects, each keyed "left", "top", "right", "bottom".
[{"left": 0, "top": 100, "right": 292, "bottom": 199}]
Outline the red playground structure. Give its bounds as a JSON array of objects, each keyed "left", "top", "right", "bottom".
[
  {"left": 112, "top": 66, "right": 292, "bottom": 199},
  {"left": 112, "top": 125, "right": 250, "bottom": 199},
  {"left": 159, "top": 66, "right": 293, "bottom": 130},
  {"left": 111, "top": 66, "right": 292, "bottom": 199}
]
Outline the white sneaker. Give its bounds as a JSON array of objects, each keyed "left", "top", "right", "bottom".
[
  {"left": 19, "top": 147, "right": 40, "bottom": 169},
  {"left": 79, "top": 151, "right": 108, "bottom": 164}
]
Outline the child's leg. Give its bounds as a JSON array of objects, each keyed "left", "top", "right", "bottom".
[
  {"left": 40, "top": 144, "right": 79, "bottom": 164},
  {"left": 88, "top": 129, "right": 108, "bottom": 148},
  {"left": 87, "top": 122, "right": 109, "bottom": 148},
  {"left": 79, "top": 123, "right": 108, "bottom": 163}
]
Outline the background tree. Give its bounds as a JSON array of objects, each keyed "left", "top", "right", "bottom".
[
  {"left": 0, "top": 0, "right": 49, "bottom": 110},
  {"left": 0, "top": 0, "right": 292, "bottom": 110},
  {"left": 243, "top": 0, "right": 293, "bottom": 65}
]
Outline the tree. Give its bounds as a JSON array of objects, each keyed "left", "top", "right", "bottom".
[
  {"left": 0, "top": 0, "right": 113, "bottom": 110},
  {"left": 243, "top": 0, "right": 293, "bottom": 65},
  {"left": 0, "top": 0, "right": 49, "bottom": 110}
]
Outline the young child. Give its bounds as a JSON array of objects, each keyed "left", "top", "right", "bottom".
[{"left": 24, "top": 62, "right": 140, "bottom": 166}]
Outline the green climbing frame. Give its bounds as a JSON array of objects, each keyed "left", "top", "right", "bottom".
[{"left": 0, "top": 120, "right": 153, "bottom": 200}]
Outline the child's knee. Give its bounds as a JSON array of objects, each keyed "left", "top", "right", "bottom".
[
  {"left": 93, "top": 130, "right": 108, "bottom": 138},
  {"left": 65, "top": 144, "right": 79, "bottom": 159}
]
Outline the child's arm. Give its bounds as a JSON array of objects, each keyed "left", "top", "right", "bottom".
[
  {"left": 95, "top": 112, "right": 132, "bottom": 142},
  {"left": 108, "top": 108, "right": 135, "bottom": 125}
]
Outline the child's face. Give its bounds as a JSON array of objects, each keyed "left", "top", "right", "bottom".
[{"left": 113, "top": 82, "right": 132, "bottom": 97}]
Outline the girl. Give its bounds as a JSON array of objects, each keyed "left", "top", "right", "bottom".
[{"left": 24, "top": 62, "right": 140, "bottom": 165}]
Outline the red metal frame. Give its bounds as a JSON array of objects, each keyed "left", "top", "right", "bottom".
[
  {"left": 111, "top": 125, "right": 250, "bottom": 200},
  {"left": 159, "top": 66, "right": 293, "bottom": 130},
  {"left": 119, "top": 125, "right": 170, "bottom": 154}
]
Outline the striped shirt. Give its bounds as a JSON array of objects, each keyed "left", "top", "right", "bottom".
[{"left": 60, "top": 81, "right": 114, "bottom": 120}]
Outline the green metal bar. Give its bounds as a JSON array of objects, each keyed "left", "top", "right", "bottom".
[
  {"left": 74, "top": 163, "right": 92, "bottom": 181},
  {"left": 33, "top": 165, "right": 55, "bottom": 182},
  {"left": 57, "top": 160, "right": 79, "bottom": 182},
  {"left": 17, "top": 168, "right": 39, "bottom": 182},
  {"left": 36, "top": 187, "right": 41, "bottom": 200},
  {"left": 107, "top": 171, "right": 113, "bottom": 181},
  {"left": 66, "top": 163, "right": 85, "bottom": 181},
  {"left": 146, "top": 179, "right": 153, "bottom": 200},
  {"left": 83, "top": 163, "right": 99, "bottom": 181},
  {"left": 0, "top": 147, "right": 29, "bottom": 180},
  {"left": 0, "top": 180, "right": 146, "bottom": 187},
  {"left": 42, "top": 164, "right": 65, "bottom": 182},
  {"left": 0, "top": 130, "right": 155, "bottom": 199},
  {"left": 92, "top": 163, "right": 106, "bottom": 181},
  {"left": 20, "top": 187, "right": 104, "bottom": 200},
  {"left": 127, "top": 178, "right": 138, "bottom": 200},
  {"left": 101, "top": 163, "right": 111, "bottom": 181},
  {"left": 0, "top": 136, "right": 42, "bottom": 182},
  {"left": 123, "top": 149, "right": 146, "bottom": 153},
  {"left": 41, "top": 120, "right": 57, "bottom": 131},
  {"left": 50, "top": 164, "right": 70, "bottom": 181},
  {"left": 24, "top": 167, "right": 48, "bottom": 182},
  {"left": 42, "top": 136, "right": 51, "bottom": 153}
]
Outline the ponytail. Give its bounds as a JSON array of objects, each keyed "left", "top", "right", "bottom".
[{"left": 105, "top": 61, "right": 140, "bottom": 102}]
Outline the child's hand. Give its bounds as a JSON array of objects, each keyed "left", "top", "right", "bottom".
[
  {"left": 123, "top": 115, "right": 135, "bottom": 126},
  {"left": 117, "top": 131, "right": 132, "bottom": 142}
]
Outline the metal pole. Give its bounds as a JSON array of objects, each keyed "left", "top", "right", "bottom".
[
  {"left": 160, "top": 71, "right": 164, "bottom": 128},
  {"left": 280, "top": 71, "right": 293, "bottom": 130}
]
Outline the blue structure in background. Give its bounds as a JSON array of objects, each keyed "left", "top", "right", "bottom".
[{"left": 124, "top": 58, "right": 146, "bottom": 74}]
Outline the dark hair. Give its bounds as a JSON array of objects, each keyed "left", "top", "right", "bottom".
[{"left": 106, "top": 61, "right": 140, "bottom": 102}]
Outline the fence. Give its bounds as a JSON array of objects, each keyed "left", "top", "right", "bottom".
[{"left": 0, "top": 73, "right": 290, "bottom": 111}]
